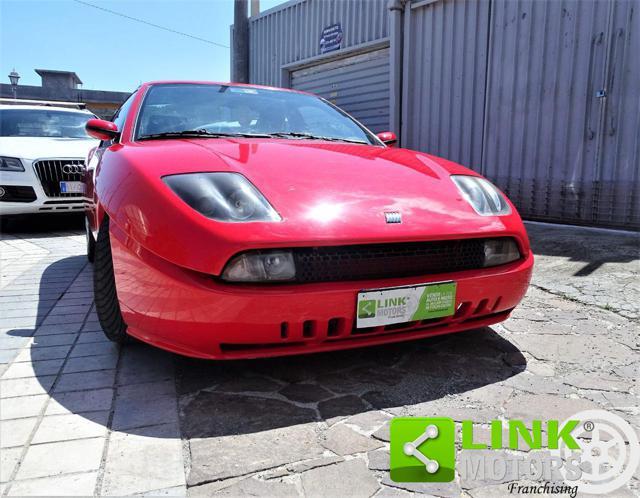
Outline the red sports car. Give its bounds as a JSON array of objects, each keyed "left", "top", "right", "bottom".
[{"left": 84, "top": 81, "right": 533, "bottom": 360}]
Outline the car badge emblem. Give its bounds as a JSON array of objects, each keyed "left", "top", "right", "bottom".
[
  {"left": 62, "top": 164, "right": 86, "bottom": 175},
  {"left": 385, "top": 211, "right": 402, "bottom": 224}
]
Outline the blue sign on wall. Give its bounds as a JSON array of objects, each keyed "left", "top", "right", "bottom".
[{"left": 320, "top": 23, "right": 343, "bottom": 54}]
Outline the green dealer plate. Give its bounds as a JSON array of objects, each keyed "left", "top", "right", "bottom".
[{"left": 356, "top": 281, "right": 457, "bottom": 329}]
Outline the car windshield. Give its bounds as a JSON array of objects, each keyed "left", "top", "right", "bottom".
[
  {"left": 0, "top": 109, "right": 92, "bottom": 138},
  {"left": 136, "top": 83, "right": 376, "bottom": 144}
]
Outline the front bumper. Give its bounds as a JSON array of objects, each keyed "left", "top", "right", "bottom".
[
  {"left": 0, "top": 198, "right": 87, "bottom": 215},
  {"left": 111, "top": 227, "right": 534, "bottom": 360}
]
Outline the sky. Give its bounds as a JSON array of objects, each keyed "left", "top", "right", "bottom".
[{"left": 0, "top": 0, "right": 286, "bottom": 92}]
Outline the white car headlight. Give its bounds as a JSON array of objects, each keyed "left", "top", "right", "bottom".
[
  {"left": 0, "top": 156, "right": 25, "bottom": 172},
  {"left": 451, "top": 175, "right": 511, "bottom": 216},
  {"left": 163, "top": 172, "right": 280, "bottom": 222}
]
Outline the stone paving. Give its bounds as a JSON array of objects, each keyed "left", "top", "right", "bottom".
[{"left": 0, "top": 216, "right": 638, "bottom": 497}]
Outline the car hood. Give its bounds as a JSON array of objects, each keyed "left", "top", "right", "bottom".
[
  {"left": 129, "top": 139, "right": 519, "bottom": 246},
  {"left": 0, "top": 136, "right": 97, "bottom": 161}
]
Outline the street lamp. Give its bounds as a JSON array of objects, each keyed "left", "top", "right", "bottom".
[{"left": 8, "top": 69, "right": 20, "bottom": 99}]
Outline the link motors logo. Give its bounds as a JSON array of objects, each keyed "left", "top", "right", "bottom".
[
  {"left": 390, "top": 410, "right": 639, "bottom": 495},
  {"left": 552, "top": 409, "right": 640, "bottom": 494}
]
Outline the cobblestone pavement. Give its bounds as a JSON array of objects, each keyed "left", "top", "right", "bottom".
[{"left": 0, "top": 217, "right": 638, "bottom": 497}]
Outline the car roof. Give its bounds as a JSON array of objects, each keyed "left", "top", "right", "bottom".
[
  {"left": 0, "top": 104, "right": 94, "bottom": 114},
  {"left": 142, "top": 80, "right": 313, "bottom": 96}
]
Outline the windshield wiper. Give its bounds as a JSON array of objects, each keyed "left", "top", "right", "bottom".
[
  {"left": 265, "top": 132, "right": 368, "bottom": 144},
  {"left": 137, "top": 129, "right": 369, "bottom": 144},
  {"left": 137, "top": 130, "right": 273, "bottom": 141}
]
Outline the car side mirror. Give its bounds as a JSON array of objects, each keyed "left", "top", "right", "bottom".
[
  {"left": 86, "top": 119, "right": 119, "bottom": 141},
  {"left": 377, "top": 131, "right": 397, "bottom": 147}
]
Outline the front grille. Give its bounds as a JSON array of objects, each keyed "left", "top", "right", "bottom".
[
  {"left": 292, "top": 238, "right": 510, "bottom": 283},
  {"left": 33, "top": 159, "right": 85, "bottom": 198}
]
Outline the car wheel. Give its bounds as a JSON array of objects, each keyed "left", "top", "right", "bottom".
[
  {"left": 86, "top": 216, "right": 96, "bottom": 263},
  {"left": 94, "top": 217, "right": 129, "bottom": 343}
]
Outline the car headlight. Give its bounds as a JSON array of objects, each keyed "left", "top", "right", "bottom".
[
  {"left": 222, "top": 250, "right": 296, "bottom": 282},
  {"left": 163, "top": 172, "right": 280, "bottom": 222},
  {"left": 483, "top": 239, "right": 521, "bottom": 267},
  {"left": 451, "top": 175, "right": 511, "bottom": 216},
  {"left": 0, "top": 157, "right": 25, "bottom": 172}
]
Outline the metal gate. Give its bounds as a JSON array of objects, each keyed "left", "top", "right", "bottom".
[
  {"left": 290, "top": 47, "right": 390, "bottom": 133},
  {"left": 482, "top": 0, "right": 639, "bottom": 229},
  {"left": 401, "top": 0, "right": 639, "bottom": 229},
  {"left": 596, "top": 0, "right": 640, "bottom": 229}
]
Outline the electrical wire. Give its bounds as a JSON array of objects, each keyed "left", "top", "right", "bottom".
[{"left": 73, "top": 0, "right": 229, "bottom": 49}]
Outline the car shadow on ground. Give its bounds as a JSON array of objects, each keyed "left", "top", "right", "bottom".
[
  {"left": 524, "top": 222, "right": 639, "bottom": 277},
  {"left": 0, "top": 213, "right": 84, "bottom": 238},
  {"left": 1, "top": 253, "right": 88, "bottom": 364},
  {"left": 11, "top": 255, "right": 527, "bottom": 440},
  {"left": 174, "top": 328, "right": 526, "bottom": 439}
]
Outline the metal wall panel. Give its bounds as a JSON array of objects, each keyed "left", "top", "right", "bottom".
[
  {"left": 290, "top": 48, "right": 390, "bottom": 132},
  {"left": 482, "top": 0, "right": 639, "bottom": 229},
  {"left": 401, "top": 0, "right": 491, "bottom": 170},
  {"left": 597, "top": 0, "right": 640, "bottom": 228},
  {"left": 249, "top": 0, "right": 389, "bottom": 86}
]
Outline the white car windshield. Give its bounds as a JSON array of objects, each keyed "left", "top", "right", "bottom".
[
  {"left": 135, "top": 83, "right": 376, "bottom": 145},
  {"left": 0, "top": 109, "right": 91, "bottom": 138}
]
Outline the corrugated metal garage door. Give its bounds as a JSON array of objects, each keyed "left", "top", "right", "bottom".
[
  {"left": 290, "top": 48, "right": 390, "bottom": 133},
  {"left": 483, "top": 0, "right": 639, "bottom": 230},
  {"left": 400, "top": 0, "right": 638, "bottom": 230},
  {"left": 400, "top": 0, "right": 491, "bottom": 169}
]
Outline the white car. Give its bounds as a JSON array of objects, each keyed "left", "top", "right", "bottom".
[{"left": 0, "top": 105, "right": 98, "bottom": 216}]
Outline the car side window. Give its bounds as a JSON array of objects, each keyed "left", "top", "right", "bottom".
[{"left": 101, "top": 92, "right": 136, "bottom": 147}]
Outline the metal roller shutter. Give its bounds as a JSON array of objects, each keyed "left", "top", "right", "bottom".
[
  {"left": 482, "top": 0, "right": 640, "bottom": 230},
  {"left": 290, "top": 48, "right": 390, "bottom": 133}
]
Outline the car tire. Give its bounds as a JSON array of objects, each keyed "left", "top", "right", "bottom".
[
  {"left": 86, "top": 216, "right": 96, "bottom": 263},
  {"left": 94, "top": 217, "right": 129, "bottom": 344}
]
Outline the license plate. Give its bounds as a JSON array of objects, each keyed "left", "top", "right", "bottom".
[
  {"left": 59, "top": 181, "right": 84, "bottom": 194},
  {"left": 356, "top": 281, "right": 457, "bottom": 328}
]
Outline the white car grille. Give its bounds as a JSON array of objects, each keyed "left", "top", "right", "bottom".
[{"left": 33, "top": 159, "right": 85, "bottom": 198}]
